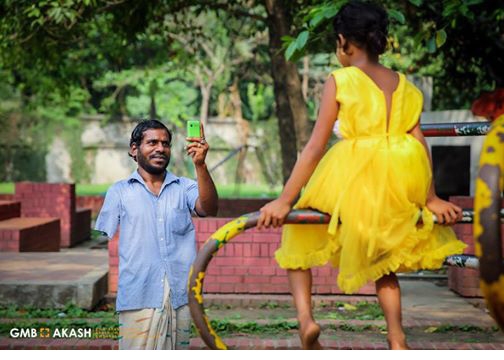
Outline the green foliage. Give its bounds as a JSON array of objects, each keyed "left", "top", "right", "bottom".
[
  {"left": 94, "top": 66, "right": 199, "bottom": 126},
  {"left": 388, "top": 9, "right": 406, "bottom": 24},
  {"left": 245, "top": 83, "right": 275, "bottom": 122}
]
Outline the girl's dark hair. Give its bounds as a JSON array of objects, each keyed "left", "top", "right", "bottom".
[
  {"left": 333, "top": 1, "right": 389, "bottom": 57},
  {"left": 129, "top": 119, "right": 172, "bottom": 147}
]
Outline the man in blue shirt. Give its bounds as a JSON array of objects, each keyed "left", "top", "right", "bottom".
[{"left": 95, "top": 119, "right": 218, "bottom": 349}]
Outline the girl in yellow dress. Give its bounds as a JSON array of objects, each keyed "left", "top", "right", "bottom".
[{"left": 257, "top": 1, "right": 466, "bottom": 350}]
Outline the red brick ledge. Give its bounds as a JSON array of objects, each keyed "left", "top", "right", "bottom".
[{"left": 191, "top": 338, "right": 504, "bottom": 350}]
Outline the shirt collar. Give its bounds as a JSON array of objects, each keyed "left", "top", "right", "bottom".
[{"left": 128, "top": 169, "right": 180, "bottom": 191}]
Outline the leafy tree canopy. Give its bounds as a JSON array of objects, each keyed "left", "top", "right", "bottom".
[{"left": 284, "top": 0, "right": 504, "bottom": 109}]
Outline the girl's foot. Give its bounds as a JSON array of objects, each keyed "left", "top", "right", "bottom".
[
  {"left": 387, "top": 334, "right": 410, "bottom": 350},
  {"left": 299, "top": 320, "right": 322, "bottom": 350}
]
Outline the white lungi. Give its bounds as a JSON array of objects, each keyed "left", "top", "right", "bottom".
[{"left": 118, "top": 277, "right": 191, "bottom": 350}]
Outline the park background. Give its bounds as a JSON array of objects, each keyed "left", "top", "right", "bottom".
[{"left": 0, "top": 0, "right": 503, "bottom": 350}]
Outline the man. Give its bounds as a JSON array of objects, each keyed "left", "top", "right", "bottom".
[{"left": 95, "top": 119, "right": 218, "bottom": 350}]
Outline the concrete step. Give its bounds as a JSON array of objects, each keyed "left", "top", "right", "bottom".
[
  {"left": 0, "top": 201, "right": 21, "bottom": 221},
  {"left": 0, "top": 217, "right": 60, "bottom": 252},
  {"left": 0, "top": 250, "right": 108, "bottom": 309}
]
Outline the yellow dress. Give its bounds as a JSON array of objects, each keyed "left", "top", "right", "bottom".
[{"left": 275, "top": 66, "right": 466, "bottom": 294}]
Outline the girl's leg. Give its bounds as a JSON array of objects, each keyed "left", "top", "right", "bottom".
[
  {"left": 375, "top": 272, "right": 409, "bottom": 350},
  {"left": 288, "top": 269, "right": 322, "bottom": 349}
]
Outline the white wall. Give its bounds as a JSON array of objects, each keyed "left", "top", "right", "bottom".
[{"left": 422, "top": 110, "right": 488, "bottom": 195}]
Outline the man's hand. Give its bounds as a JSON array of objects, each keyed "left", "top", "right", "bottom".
[
  {"left": 189, "top": 122, "right": 218, "bottom": 217},
  {"left": 186, "top": 122, "right": 208, "bottom": 167},
  {"left": 426, "top": 196, "right": 463, "bottom": 225},
  {"left": 256, "top": 198, "right": 292, "bottom": 230}
]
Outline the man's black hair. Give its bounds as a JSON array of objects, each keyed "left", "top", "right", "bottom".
[
  {"left": 129, "top": 120, "right": 172, "bottom": 160},
  {"left": 129, "top": 119, "right": 172, "bottom": 148}
]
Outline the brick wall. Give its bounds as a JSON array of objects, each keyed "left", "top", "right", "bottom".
[
  {"left": 216, "top": 199, "right": 272, "bottom": 217},
  {"left": 0, "top": 228, "right": 19, "bottom": 251},
  {"left": 77, "top": 196, "right": 105, "bottom": 219},
  {"left": 75, "top": 208, "right": 92, "bottom": 244},
  {"left": 448, "top": 196, "right": 504, "bottom": 297},
  {"left": 0, "top": 201, "right": 21, "bottom": 221},
  {"left": 107, "top": 218, "right": 376, "bottom": 295},
  {"left": 14, "top": 182, "right": 76, "bottom": 248},
  {"left": 0, "top": 194, "right": 14, "bottom": 202}
]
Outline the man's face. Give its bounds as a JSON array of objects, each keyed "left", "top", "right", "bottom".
[{"left": 131, "top": 128, "right": 171, "bottom": 175}]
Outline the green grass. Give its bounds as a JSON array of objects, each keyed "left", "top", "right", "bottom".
[
  {"left": 75, "top": 184, "right": 112, "bottom": 196},
  {"left": 331, "top": 323, "right": 375, "bottom": 332},
  {"left": 217, "top": 184, "right": 282, "bottom": 198},
  {"left": 428, "top": 324, "right": 499, "bottom": 333},
  {"left": 201, "top": 320, "right": 298, "bottom": 337},
  {"left": 0, "top": 303, "right": 116, "bottom": 319},
  {"left": 0, "top": 183, "right": 14, "bottom": 194},
  {"left": 317, "top": 301, "right": 384, "bottom": 321},
  {"left": 258, "top": 302, "right": 290, "bottom": 310},
  {"left": 0, "top": 182, "right": 282, "bottom": 198}
]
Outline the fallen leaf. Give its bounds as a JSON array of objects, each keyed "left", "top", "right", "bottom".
[{"left": 343, "top": 303, "right": 357, "bottom": 311}]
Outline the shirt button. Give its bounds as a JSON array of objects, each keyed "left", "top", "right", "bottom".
[
  {"left": 158, "top": 218, "right": 162, "bottom": 222},
  {"left": 160, "top": 237, "right": 164, "bottom": 241}
]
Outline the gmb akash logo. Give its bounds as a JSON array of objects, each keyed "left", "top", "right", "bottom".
[{"left": 9, "top": 327, "right": 92, "bottom": 338}]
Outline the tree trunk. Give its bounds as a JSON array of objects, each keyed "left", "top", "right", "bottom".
[
  {"left": 264, "top": 0, "right": 310, "bottom": 183},
  {"left": 229, "top": 78, "right": 249, "bottom": 185},
  {"left": 149, "top": 94, "right": 157, "bottom": 119},
  {"left": 199, "top": 84, "right": 211, "bottom": 126},
  {"left": 149, "top": 79, "right": 158, "bottom": 119}
]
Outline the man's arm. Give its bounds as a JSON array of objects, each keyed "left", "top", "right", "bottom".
[
  {"left": 194, "top": 163, "right": 218, "bottom": 216},
  {"left": 95, "top": 185, "right": 120, "bottom": 239},
  {"left": 186, "top": 123, "right": 218, "bottom": 217}
]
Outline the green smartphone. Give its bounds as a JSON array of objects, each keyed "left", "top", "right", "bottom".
[{"left": 187, "top": 120, "right": 201, "bottom": 138}]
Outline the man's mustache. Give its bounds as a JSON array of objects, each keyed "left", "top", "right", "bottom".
[{"left": 150, "top": 154, "right": 168, "bottom": 160}]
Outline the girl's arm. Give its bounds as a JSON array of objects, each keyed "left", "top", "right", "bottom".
[
  {"left": 409, "top": 123, "right": 462, "bottom": 225},
  {"left": 257, "top": 76, "right": 339, "bottom": 229}
]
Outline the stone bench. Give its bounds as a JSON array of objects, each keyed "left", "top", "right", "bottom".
[{"left": 0, "top": 217, "right": 60, "bottom": 252}]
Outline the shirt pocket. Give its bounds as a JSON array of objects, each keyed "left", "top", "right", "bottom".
[{"left": 168, "top": 208, "right": 193, "bottom": 235}]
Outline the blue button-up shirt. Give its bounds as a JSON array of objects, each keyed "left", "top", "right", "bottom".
[{"left": 95, "top": 170, "right": 199, "bottom": 311}]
